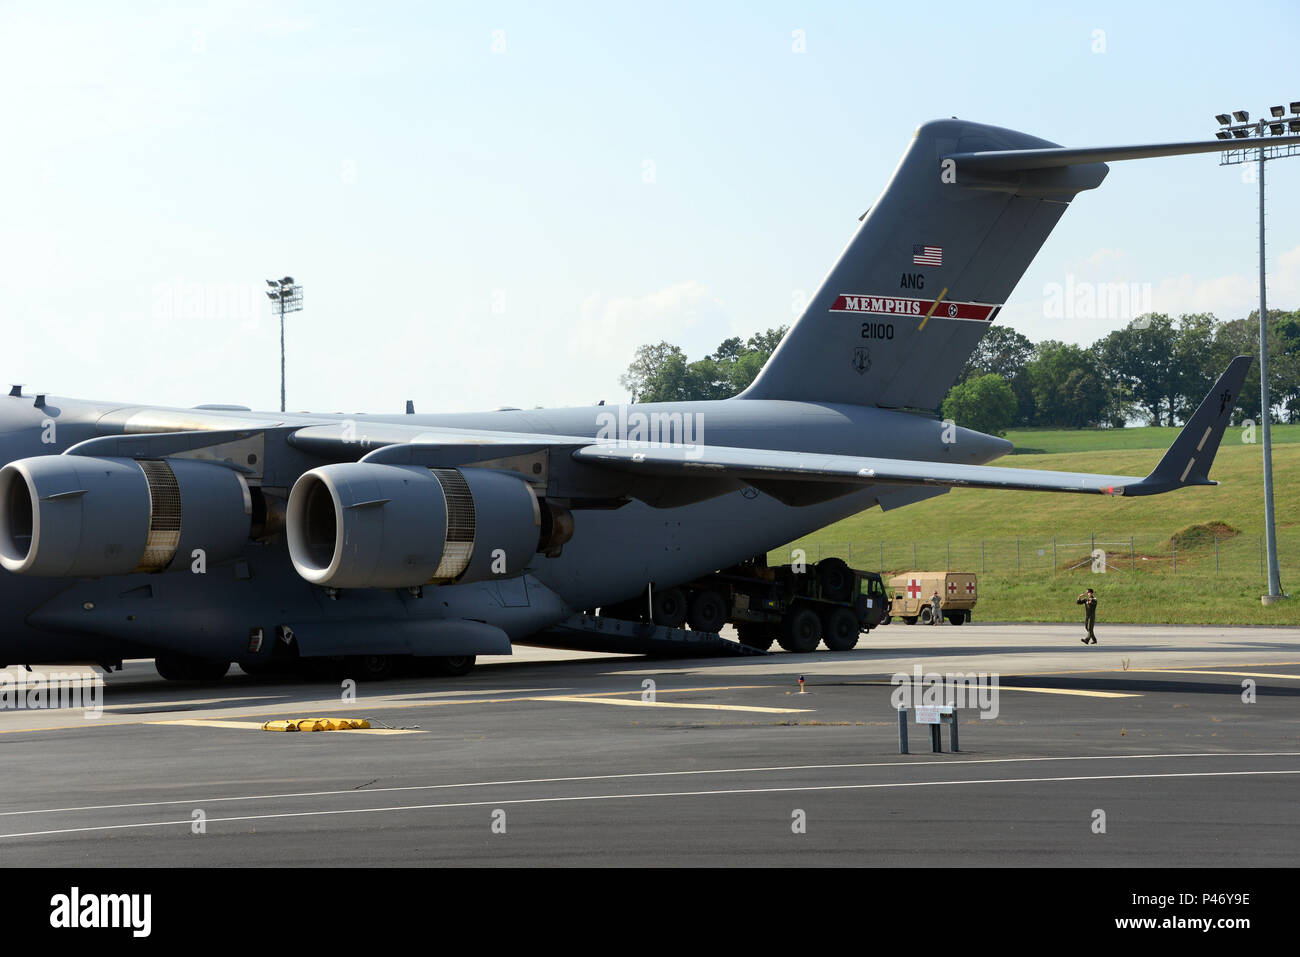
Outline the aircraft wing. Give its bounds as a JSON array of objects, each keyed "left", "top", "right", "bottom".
[{"left": 572, "top": 356, "right": 1252, "bottom": 498}]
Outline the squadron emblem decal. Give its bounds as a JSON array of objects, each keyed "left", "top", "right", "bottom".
[{"left": 852, "top": 347, "right": 872, "bottom": 374}]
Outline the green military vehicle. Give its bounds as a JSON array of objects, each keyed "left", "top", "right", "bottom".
[{"left": 681, "top": 556, "right": 889, "bottom": 653}]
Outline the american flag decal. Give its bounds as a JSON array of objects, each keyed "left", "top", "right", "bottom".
[{"left": 912, "top": 244, "right": 942, "bottom": 266}]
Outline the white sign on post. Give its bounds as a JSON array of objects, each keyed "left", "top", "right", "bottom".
[{"left": 915, "top": 705, "right": 953, "bottom": 725}]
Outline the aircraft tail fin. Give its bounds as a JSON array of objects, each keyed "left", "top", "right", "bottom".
[{"left": 740, "top": 118, "right": 1105, "bottom": 410}]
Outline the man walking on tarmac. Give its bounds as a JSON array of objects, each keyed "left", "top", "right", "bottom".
[
  {"left": 930, "top": 590, "right": 943, "bottom": 626},
  {"left": 1077, "top": 588, "right": 1098, "bottom": 644}
]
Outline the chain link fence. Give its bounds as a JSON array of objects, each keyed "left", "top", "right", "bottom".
[{"left": 771, "top": 532, "right": 1276, "bottom": 579}]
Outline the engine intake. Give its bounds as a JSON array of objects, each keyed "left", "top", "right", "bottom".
[
  {"left": 0, "top": 456, "right": 252, "bottom": 577},
  {"left": 286, "top": 463, "right": 542, "bottom": 589}
]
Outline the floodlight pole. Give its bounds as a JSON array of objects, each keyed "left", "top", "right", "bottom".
[
  {"left": 1216, "top": 108, "right": 1296, "bottom": 603},
  {"left": 279, "top": 293, "right": 287, "bottom": 414},
  {"left": 1255, "top": 124, "right": 1283, "bottom": 602},
  {"left": 266, "top": 277, "right": 302, "bottom": 415}
]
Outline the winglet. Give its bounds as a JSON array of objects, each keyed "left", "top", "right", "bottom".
[{"left": 1126, "top": 355, "right": 1252, "bottom": 496}]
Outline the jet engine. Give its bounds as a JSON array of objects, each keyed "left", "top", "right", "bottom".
[
  {"left": 0, "top": 455, "right": 252, "bottom": 577},
  {"left": 286, "top": 463, "right": 549, "bottom": 589}
]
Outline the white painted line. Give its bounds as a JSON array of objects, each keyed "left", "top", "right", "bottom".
[
  {"left": 1196, "top": 426, "right": 1212, "bottom": 452},
  {"left": 1180, "top": 457, "right": 1196, "bottom": 482},
  {"left": 1, "top": 751, "right": 1296, "bottom": 818},
  {"left": 1138, "top": 669, "right": 1300, "bottom": 680},
  {"left": 3, "top": 769, "right": 1297, "bottom": 840},
  {"left": 539, "top": 695, "right": 811, "bottom": 714}
]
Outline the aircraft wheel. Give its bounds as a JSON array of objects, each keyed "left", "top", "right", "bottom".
[
  {"left": 778, "top": 606, "right": 822, "bottom": 653},
  {"left": 816, "top": 558, "right": 853, "bottom": 602},
  {"left": 650, "top": 587, "right": 688, "bottom": 629},
  {"left": 736, "top": 624, "right": 776, "bottom": 651},
  {"left": 432, "top": 655, "right": 476, "bottom": 677},
  {"left": 686, "top": 589, "right": 728, "bottom": 633},
  {"left": 155, "top": 655, "right": 230, "bottom": 682},
  {"left": 822, "top": 606, "right": 861, "bottom": 651},
  {"left": 350, "top": 655, "right": 399, "bottom": 681}
]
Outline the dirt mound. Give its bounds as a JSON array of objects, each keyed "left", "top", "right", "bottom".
[{"left": 1170, "top": 522, "right": 1238, "bottom": 550}]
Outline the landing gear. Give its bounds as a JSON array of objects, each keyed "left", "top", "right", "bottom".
[
  {"left": 155, "top": 654, "right": 230, "bottom": 682},
  {"left": 432, "top": 655, "right": 476, "bottom": 677},
  {"left": 350, "top": 655, "right": 398, "bottom": 681}
]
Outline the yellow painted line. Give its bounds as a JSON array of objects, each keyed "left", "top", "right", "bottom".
[
  {"left": 917, "top": 286, "right": 948, "bottom": 331},
  {"left": 997, "top": 686, "right": 1139, "bottom": 699},
  {"left": 148, "top": 718, "right": 424, "bottom": 735},
  {"left": 1137, "top": 670, "right": 1300, "bottom": 680},
  {"left": 539, "top": 695, "right": 812, "bottom": 714},
  {"left": 566, "top": 685, "right": 778, "bottom": 698},
  {"left": 856, "top": 680, "right": 1137, "bottom": 699}
]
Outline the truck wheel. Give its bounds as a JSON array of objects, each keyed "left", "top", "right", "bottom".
[
  {"left": 823, "top": 606, "right": 861, "bottom": 651},
  {"left": 816, "top": 558, "right": 853, "bottom": 602},
  {"left": 902, "top": 616, "right": 917, "bottom": 626},
  {"left": 778, "top": 607, "right": 822, "bottom": 653},
  {"left": 737, "top": 624, "right": 776, "bottom": 651},
  {"left": 919, "top": 606, "right": 934, "bottom": 625},
  {"left": 650, "top": 587, "right": 687, "bottom": 629},
  {"left": 946, "top": 613, "right": 964, "bottom": 626},
  {"left": 687, "top": 589, "right": 728, "bottom": 633}
]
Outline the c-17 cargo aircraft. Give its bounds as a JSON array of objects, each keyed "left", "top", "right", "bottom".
[{"left": 0, "top": 119, "right": 1275, "bottom": 680}]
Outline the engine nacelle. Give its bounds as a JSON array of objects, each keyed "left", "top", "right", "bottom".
[
  {"left": 286, "top": 463, "right": 542, "bottom": 589},
  {"left": 0, "top": 456, "right": 252, "bottom": 577}
]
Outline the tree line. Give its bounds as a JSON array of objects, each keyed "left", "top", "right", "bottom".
[{"left": 622, "top": 310, "right": 1300, "bottom": 435}]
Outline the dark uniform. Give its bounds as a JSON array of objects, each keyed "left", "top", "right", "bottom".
[{"left": 1077, "top": 591, "right": 1097, "bottom": 644}]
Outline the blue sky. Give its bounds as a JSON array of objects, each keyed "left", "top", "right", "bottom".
[{"left": 2, "top": 1, "right": 1298, "bottom": 413}]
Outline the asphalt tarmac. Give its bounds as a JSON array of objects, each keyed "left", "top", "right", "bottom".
[{"left": 2, "top": 622, "right": 1298, "bottom": 866}]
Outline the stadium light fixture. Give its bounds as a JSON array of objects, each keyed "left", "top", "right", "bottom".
[
  {"left": 265, "top": 275, "right": 304, "bottom": 413},
  {"left": 1211, "top": 106, "right": 1300, "bottom": 604}
]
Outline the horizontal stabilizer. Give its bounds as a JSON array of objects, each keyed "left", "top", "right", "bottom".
[{"left": 948, "top": 135, "right": 1300, "bottom": 174}]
